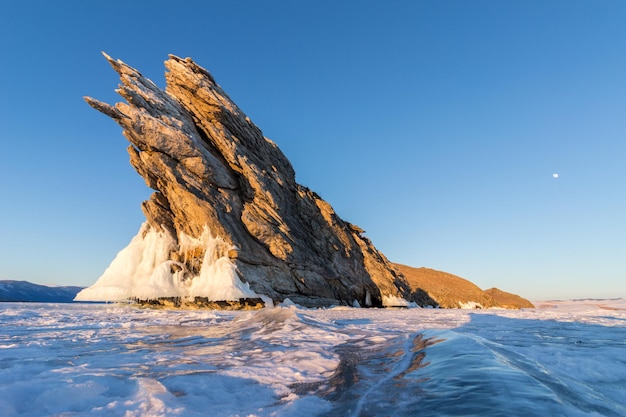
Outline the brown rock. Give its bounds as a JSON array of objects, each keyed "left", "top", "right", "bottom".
[{"left": 393, "top": 264, "right": 499, "bottom": 308}]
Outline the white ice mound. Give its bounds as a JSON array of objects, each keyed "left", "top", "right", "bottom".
[
  {"left": 382, "top": 295, "right": 410, "bottom": 308},
  {"left": 75, "top": 223, "right": 259, "bottom": 302},
  {"left": 459, "top": 301, "right": 484, "bottom": 309}
]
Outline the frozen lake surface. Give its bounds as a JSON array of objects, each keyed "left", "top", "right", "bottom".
[{"left": 1, "top": 299, "right": 625, "bottom": 416}]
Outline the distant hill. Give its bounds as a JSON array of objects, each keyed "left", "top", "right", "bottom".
[
  {"left": 0, "top": 280, "right": 84, "bottom": 303},
  {"left": 392, "top": 264, "right": 534, "bottom": 309},
  {"left": 484, "top": 287, "right": 535, "bottom": 309}
]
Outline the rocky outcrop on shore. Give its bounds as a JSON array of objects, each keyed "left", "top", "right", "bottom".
[{"left": 76, "top": 54, "right": 411, "bottom": 307}]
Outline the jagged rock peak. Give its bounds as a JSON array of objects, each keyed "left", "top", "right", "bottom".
[{"left": 76, "top": 53, "right": 412, "bottom": 308}]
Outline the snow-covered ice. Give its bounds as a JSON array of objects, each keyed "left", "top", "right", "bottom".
[{"left": 1, "top": 299, "right": 625, "bottom": 416}]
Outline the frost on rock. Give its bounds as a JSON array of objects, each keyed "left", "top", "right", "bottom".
[{"left": 75, "top": 223, "right": 260, "bottom": 304}]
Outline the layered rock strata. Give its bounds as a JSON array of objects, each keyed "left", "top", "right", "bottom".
[{"left": 76, "top": 53, "right": 411, "bottom": 307}]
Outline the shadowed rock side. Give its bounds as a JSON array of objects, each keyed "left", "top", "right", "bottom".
[
  {"left": 393, "top": 264, "right": 533, "bottom": 309},
  {"left": 80, "top": 53, "right": 411, "bottom": 308}
]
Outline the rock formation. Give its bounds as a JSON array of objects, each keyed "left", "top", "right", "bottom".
[{"left": 76, "top": 53, "right": 412, "bottom": 308}]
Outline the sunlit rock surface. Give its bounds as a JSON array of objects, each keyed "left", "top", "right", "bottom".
[
  {"left": 484, "top": 287, "right": 535, "bottom": 309},
  {"left": 76, "top": 54, "right": 411, "bottom": 307},
  {"left": 393, "top": 264, "right": 534, "bottom": 309}
]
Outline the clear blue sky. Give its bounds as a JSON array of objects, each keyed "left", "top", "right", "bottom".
[{"left": 1, "top": 1, "right": 624, "bottom": 300}]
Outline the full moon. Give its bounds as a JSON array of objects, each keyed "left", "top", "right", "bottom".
[{"left": 553, "top": 173, "right": 559, "bottom": 178}]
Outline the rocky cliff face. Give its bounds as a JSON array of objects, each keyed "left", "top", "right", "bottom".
[{"left": 76, "top": 54, "right": 411, "bottom": 307}]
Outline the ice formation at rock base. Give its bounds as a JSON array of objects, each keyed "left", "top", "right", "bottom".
[{"left": 75, "top": 223, "right": 262, "bottom": 306}]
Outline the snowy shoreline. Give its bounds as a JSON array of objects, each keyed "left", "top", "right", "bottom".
[{"left": 1, "top": 299, "right": 625, "bottom": 416}]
